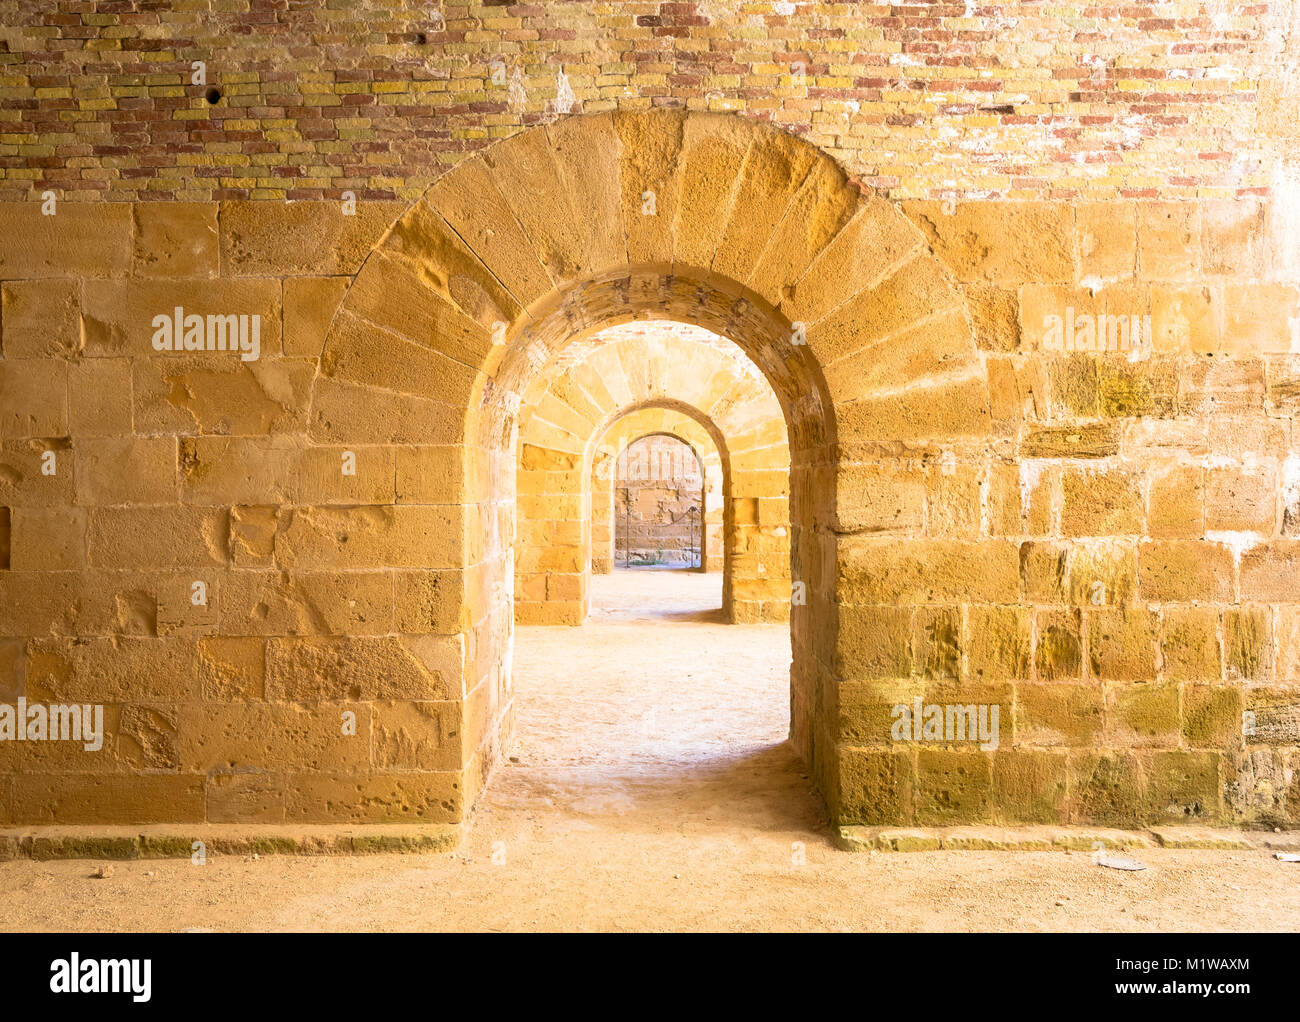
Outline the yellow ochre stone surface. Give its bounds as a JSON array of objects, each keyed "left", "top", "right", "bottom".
[{"left": 0, "top": 81, "right": 1297, "bottom": 834}]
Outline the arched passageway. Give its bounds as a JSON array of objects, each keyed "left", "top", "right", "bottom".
[
  {"left": 514, "top": 320, "right": 791, "bottom": 624},
  {"left": 311, "top": 109, "right": 987, "bottom": 826}
]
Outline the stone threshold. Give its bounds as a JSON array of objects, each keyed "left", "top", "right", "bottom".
[
  {"left": 837, "top": 825, "right": 1300, "bottom": 853},
  {"left": 4, "top": 823, "right": 1295, "bottom": 861},
  {"left": 0, "top": 824, "right": 461, "bottom": 861}
]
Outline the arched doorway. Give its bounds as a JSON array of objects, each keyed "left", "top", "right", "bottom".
[
  {"left": 612, "top": 433, "right": 706, "bottom": 570},
  {"left": 601, "top": 427, "right": 718, "bottom": 574},
  {"left": 310, "top": 109, "right": 987, "bottom": 825}
]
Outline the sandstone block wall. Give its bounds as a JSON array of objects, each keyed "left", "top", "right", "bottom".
[
  {"left": 0, "top": 200, "right": 466, "bottom": 825},
  {"left": 828, "top": 200, "right": 1300, "bottom": 829}
]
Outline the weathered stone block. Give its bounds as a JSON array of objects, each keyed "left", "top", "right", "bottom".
[
  {"left": 206, "top": 773, "right": 285, "bottom": 824},
  {"left": 1, "top": 280, "right": 80, "bottom": 358},
  {"left": 1136, "top": 202, "right": 1200, "bottom": 281},
  {"left": 1150, "top": 285, "right": 1219, "bottom": 352},
  {"left": 748, "top": 157, "right": 859, "bottom": 309},
  {"left": 77, "top": 437, "right": 178, "bottom": 505},
  {"left": 1201, "top": 198, "right": 1267, "bottom": 277},
  {"left": 11, "top": 774, "right": 204, "bottom": 825},
  {"left": 962, "top": 283, "right": 1021, "bottom": 353},
  {"left": 283, "top": 276, "right": 348, "bottom": 357},
  {"left": 1088, "top": 607, "right": 1158, "bottom": 681},
  {"left": 1068, "top": 751, "right": 1143, "bottom": 825},
  {"left": 1160, "top": 607, "right": 1222, "bottom": 683},
  {"left": 1020, "top": 542, "right": 1069, "bottom": 603},
  {"left": 1107, "top": 682, "right": 1180, "bottom": 748},
  {"left": 0, "top": 439, "right": 74, "bottom": 509},
  {"left": 913, "top": 749, "right": 993, "bottom": 825},
  {"left": 9, "top": 507, "right": 84, "bottom": 570},
  {"left": 837, "top": 538, "right": 1019, "bottom": 605},
  {"left": 1075, "top": 200, "right": 1135, "bottom": 281},
  {"left": 1147, "top": 465, "right": 1204, "bottom": 539},
  {"left": 903, "top": 201, "right": 1072, "bottom": 284},
  {"left": 219, "top": 200, "right": 406, "bottom": 276},
  {"left": 1034, "top": 609, "right": 1084, "bottom": 681},
  {"left": 1020, "top": 422, "right": 1118, "bottom": 460},
  {"left": 836, "top": 748, "right": 912, "bottom": 826},
  {"left": 1204, "top": 463, "right": 1277, "bottom": 533},
  {"left": 371, "top": 700, "right": 461, "bottom": 771},
  {"left": 81, "top": 278, "right": 283, "bottom": 358},
  {"left": 266, "top": 637, "right": 454, "bottom": 702},
  {"left": 320, "top": 309, "right": 477, "bottom": 407},
  {"left": 1097, "top": 357, "right": 1177, "bottom": 418},
  {"left": 1224, "top": 607, "right": 1273, "bottom": 683},
  {"left": 198, "top": 636, "right": 266, "bottom": 701},
  {"left": 87, "top": 506, "right": 228, "bottom": 569},
  {"left": 179, "top": 437, "right": 292, "bottom": 505},
  {"left": 1068, "top": 540, "right": 1137, "bottom": 607},
  {"left": 1139, "top": 540, "right": 1234, "bottom": 603},
  {"left": 393, "top": 570, "right": 464, "bottom": 635},
  {"left": 294, "top": 445, "right": 396, "bottom": 505},
  {"left": 992, "top": 750, "right": 1069, "bottom": 824},
  {"left": 284, "top": 771, "right": 462, "bottom": 824},
  {"left": 1141, "top": 750, "right": 1222, "bottom": 823},
  {"left": 276, "top": 505, "right": 463, "bottom": 570},
  {"left": 1181, "top": 356, "right": 1264, "bottom": 416},
  {"left": 0, "top": 203, "right": 132, "bottom": 279},
  {"left": 913, "top": 607, "right": 961, "bottom": 679},
  {"left": 133, "top": 203, "right": 219, "bottom": 277},
  {"left": 69, "top": 359, "right": 132, "bottom": 436},
  {"left": 965, "top": 605, "right": 1030, "bottom": 681},
  {"left": 1240, "top": 542, "right": 1300, "bottom": 602},
  {"left": 133, "top": 355, "right": 316, "bottom": 437},
  {"left": 26, "top": 636, "right": 202, "bottom": 702},
  {"left": 0, "top": 360, "right": 67, "bottom": 438},
  {"left": 924, "top": 460, "right": 981, "bottom": 539},
  {"left": 1184, "top": 685, "right": 1243, "bottom": 749},
  {"left": 178, "top": 703, "right": 370, "bottom": 772},
  {"left": 1018, "top": 680, "right": 1101, "bottom": 745},
  {"left": 1060, "top": 467, "right": 1144, "bottom": 536},
  {"left": 343, "top": 251, "right": 495, "bottom": 369},
  {"left": 219, "top": 571, "right": 394, "bottom": 636}
]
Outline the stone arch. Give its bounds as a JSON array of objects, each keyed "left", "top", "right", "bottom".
[
  {"left": 309, "top": 109, "right": 987, "bottom": 822},
  {"left": 593, "top": 408, "right": 725, "bottom": 577},
  {"left": 517, "top": 398, "right": 728, "bottom": 624},
  {"left": 590, "top": 399, "right": 792, "bottom": 624},
  {"left": 511, "top": 320, "right": 789, "bottom": 626}
]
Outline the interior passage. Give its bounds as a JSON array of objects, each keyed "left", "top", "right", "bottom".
[{"left": 485, "top": 569, "right": 819, "bottom": 837}]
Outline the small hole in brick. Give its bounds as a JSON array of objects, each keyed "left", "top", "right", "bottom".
[
  {"left": 205, "top": 88, "right": 221, "bottom": 105},
  {"left": 416, "top": 32, "right": 427, "bottom": 44}
]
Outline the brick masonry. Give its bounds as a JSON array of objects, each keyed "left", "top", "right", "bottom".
[{"left": 0, "top": 2, "right": 1297, "bottom": 201}]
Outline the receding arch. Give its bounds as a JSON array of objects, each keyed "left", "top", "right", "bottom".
[
  {"left": 594, "top": 410, "right": 725, "bottom": 576},
  {"left": 588, "top": 396, "right": 792, "bottom": 624},
  {"left": 308, "top": 109, "right": 987, "bottom": 824},
  {"left": 511, "top": 317, "right": 789, "bottom": 626},
  {"left": 605, "top": 429, "right": 712, "bottom": 571}
]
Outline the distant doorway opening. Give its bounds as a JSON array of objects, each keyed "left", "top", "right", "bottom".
[{"left": 616, "top": 433, "right": 705, "bottom": 570}]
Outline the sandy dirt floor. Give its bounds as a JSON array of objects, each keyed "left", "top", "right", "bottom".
[{"left": 3, "top": 570, "right": 1299, "bottom": 932}]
